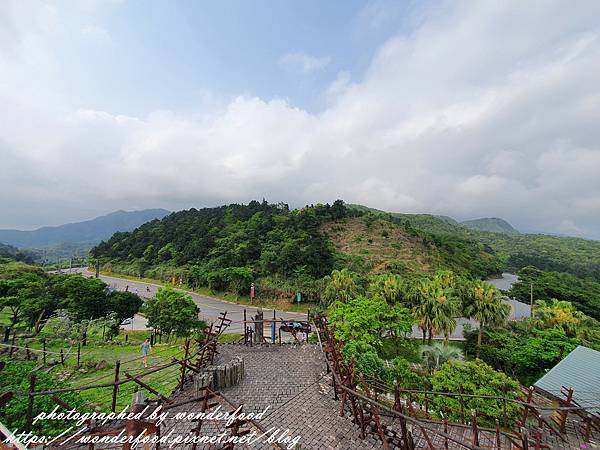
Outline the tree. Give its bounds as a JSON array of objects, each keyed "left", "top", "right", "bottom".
[
  {"left": 145, "top": 286, "right": 203, "bottom": 337},
  {"left": 533, "top": 299, "right": 584, "bottom": 335},
  {"left": 368, "top": 274, "right": 407, "bottom": 305},
  {"left": 410, "top": 273, "right": 460, "bottom": 343},
  {"left": 465, "top": 280, "right": 510, "bottom": 357},
  {"left": 329, "top": 295, "right": 413, "bottom": 348},
  {"left": 429, "top": 359, "right": 520, "bottom": 426},
  {"left": 420, "top": 342, "right": 463, "bottom": 374},
  {"left": 49, "top": 274, "right": 110, "bottom": 321},
  {"left": 109, "top": 291, "right": 143, "bottom": 322},
  {"left": 322, "top": 269, "right": 359, "bottom": 305}
]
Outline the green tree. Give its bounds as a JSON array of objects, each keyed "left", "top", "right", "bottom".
[
  {"left": 322, "top": 269, "right": 359, "bottom": 305},
  {"left": 533, "top": 299, "right": 584, "bottom": 335},
  {"left": 420, "top": 342, "right": 463, "bottom": 374},
  {"left": 429, "top": 359, "right": 520, "bottom": 426},
  {"left": 329, "top": 295, "right": 413, "bottom": 348},
  {"left": 410, "top": 273, "right": 460, "bottom": 343},
  {"left": 145, "top": 286, "right": 203, "bottom": 337},
  {"left": 109, "top": 291, "right": 143, "bottom": 322},
  {"left": 368, "top": 274, "right": 406, "bottom": 305},
  {"left": 465, "top": 281, "right": 510, "bottom": 357}
]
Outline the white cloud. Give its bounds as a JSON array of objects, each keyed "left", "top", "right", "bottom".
[
  {"left": 1, "top": 0, "right": 600, "bottom": 238},
  {"left": 280, "top": 51, "right": 331, "bottom": 73},
  {"left": 80, "top": 24, "right": 112, "bottom": 44}
]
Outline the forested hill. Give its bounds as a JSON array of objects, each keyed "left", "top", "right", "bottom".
[
  {"left": 460, "top": 218, "right": 519, "bottom": 235},
  {"left": 91, "top": 201, "right": 504, "bottom": 297}
]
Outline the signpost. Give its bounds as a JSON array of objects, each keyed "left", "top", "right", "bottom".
[{"left": 250, "top": 283, "right": 255, "bottom": 304}]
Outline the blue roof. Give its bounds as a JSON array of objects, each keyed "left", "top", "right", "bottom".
[{"left": 534, "top": 346, "right": 600, "bottom": 415}]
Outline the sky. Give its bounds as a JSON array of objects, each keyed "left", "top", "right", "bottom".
[{"left": 1, "top": 0, "right": 599, "bottom": 239}]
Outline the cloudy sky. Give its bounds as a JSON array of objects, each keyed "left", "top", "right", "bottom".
[{"left": 1, "top": 0, "right": 599, "bottom": 238}]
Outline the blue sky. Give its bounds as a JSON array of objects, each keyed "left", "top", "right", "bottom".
[
  {"left": 54, "top": 0, "right": 412, "bottom": 115},
  {"left": 1, "top": 0, "right": 600, "bottom": 239}
]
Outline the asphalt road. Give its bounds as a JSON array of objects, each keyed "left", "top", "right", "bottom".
[{"left": 73, "top": 268, "right": 307, "bottom": 334}]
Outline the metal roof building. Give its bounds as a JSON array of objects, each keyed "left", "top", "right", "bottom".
[{"left": 534, "top": 345, "right": 600, "bottom": 416}]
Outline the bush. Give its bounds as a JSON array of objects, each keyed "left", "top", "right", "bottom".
[{"left": 429, "top": 359, "right": 520, "bottom": 426}]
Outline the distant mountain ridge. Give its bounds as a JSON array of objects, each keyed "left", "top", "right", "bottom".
[
  {"left": 0, "top": 209, "right": 170, "bottom": 249},
  {"left": 460, "top": 218, "right": 519, "bottom": 235}
]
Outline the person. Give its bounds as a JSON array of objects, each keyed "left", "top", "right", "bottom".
[
  {"left": 141, "top": 338, "right": 151, "bottom": 368},
  {"left": 146, "top": 286, "right": 150, "bottom": 293}
]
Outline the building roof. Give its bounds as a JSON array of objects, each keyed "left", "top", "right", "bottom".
[{"left": 534, "top": 345, "right": 600, "bottom": 415}]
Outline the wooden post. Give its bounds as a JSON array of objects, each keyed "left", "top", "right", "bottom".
[
  {"left": 522, "top": 386, "right": 534, "bottom": 427},
  {"left": 111, "top": 360, "right": 121, "bottom": 412},
  {"left": 25, "top": 344, "right": 30, "bottom": 360},
  {"left": 443, "top": 416, "right": 449, "bottom": 450},
  {"left": 471, "top": 410, "right": 479, "bottom": 446},
  {"left": 521, "top": 427, "right": 530, "bottom": 450},
  {"left": 243, "top": 309, "right": 247, "bottom": 344},
  {"left": 459, "top": 385, "right": 465, "bottom": 423},
  {"left": 179, "top": 340, "right": 190, "bottom": 390},
  {"left": 25, "top": 373, "right": 37, "bottom": 432},
  {"left": 77, "top": 342, "right": 81, "bottom": 368},
  {"left": 42, "top": 339, "right": 46, "bottom": 365},
  {"left": 559, "top": 386, "right": 573, "bottom": 433},
  {"left": 60, "top": 348, "right": 64, "bottom": 365},
  {"left": 502, "top": 384, "right": 508, "bottom": 428},
  {"left": 495, "top": 419, "right": 501, "bottom": 450}
]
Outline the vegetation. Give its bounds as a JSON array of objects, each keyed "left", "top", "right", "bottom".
[
  {"left": 0, "top": 360, "right": 86, "bottom": 435},
  {"left": 429, "top": 359, "right": 520, "bottom": 426},
  {"left": 348, "top": 204, "right": 600, "bottom": 282},
  {"left": 509, "top": 266, "right": 600, "bottom": 321},
  {"left": 144, "top": 286, "right": 205, "bottom": 337}
]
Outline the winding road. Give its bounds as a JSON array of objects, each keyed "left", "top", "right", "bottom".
[{"left": 72, "top": 268, "right": 307, "bottom": 334}]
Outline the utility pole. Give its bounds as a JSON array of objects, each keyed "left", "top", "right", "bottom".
[{"left": 530, "top": 282, "right": 534, "bottom": 318}]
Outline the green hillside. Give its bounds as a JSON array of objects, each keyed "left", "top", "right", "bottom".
[
  {"left": 347, "top": 204, "right": 600, "bottom": 282},
  {"left": 91, "top": 201, "right": 504, "bottom": 301},
  {"left": 460, "top": 218, "right": 519, "bottom": 235}
]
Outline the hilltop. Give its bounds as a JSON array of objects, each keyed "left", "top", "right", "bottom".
[{"left": 461, "top": 218, "right": 519, "bottom": 235}]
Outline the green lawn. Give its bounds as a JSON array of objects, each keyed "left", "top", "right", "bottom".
[{"left": 6, "top": 326, "right": 191, "bottom": 412}]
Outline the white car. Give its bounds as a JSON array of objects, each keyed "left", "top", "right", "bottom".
[{"left": 120, "top": 317, "right": 133, "bottom": 325}]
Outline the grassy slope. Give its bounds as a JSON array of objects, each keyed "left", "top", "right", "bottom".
[{"left": 321, "top": 216, "right": 444, "bottom": 275}]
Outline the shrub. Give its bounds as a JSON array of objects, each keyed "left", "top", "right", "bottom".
[{"left": 429, "top": 359, "right": 520, "bottom": 426}]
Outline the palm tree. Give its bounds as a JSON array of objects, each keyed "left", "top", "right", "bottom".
[
  {"left": 322, "top": 269, "right": 358, "bottom": 305},
  {"left": 411, "top": 279, "right": 435, "bottom": 343},
  {"left": 465, "top": 281, "right": 510, "bottom": 357},
  {"left": 411, "top": 276, "right": 459, "bottom": 343},
  {"left": 420, "top": 342, "right": 463, "bottom": 374},
  {"left": 533, "top": 299, "right": 584, "bottom": 336}
]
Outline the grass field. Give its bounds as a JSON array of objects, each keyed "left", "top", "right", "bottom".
[{"left": 3, "top": 324, "right": 193, "bottom": 411}]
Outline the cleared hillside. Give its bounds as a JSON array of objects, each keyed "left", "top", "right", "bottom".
[{"left": 321, "top": 216, "right": 443, "bottom": 275}]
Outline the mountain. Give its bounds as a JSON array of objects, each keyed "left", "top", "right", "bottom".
[
  {"left": 0, "top": 209, "right": 170, "bottom": 249},
  {"left": 460, "top": 218, "right": 519, "bottom": 235}
]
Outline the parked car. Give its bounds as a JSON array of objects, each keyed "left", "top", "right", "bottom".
[
  {"left": 120, "top": 317, "right": 133, "bottom": 326},
  {"left": 280, "top": 321, "right": 310, "bottom": 334}
]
